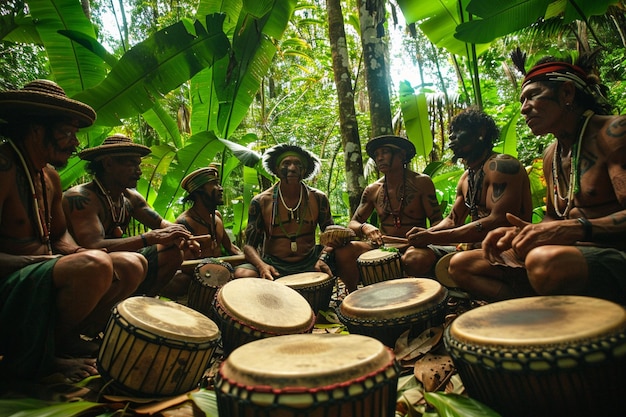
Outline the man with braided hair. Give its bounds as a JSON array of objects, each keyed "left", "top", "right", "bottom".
[{"left": 449, "top": 53, "right": 626, "bottom": 304}]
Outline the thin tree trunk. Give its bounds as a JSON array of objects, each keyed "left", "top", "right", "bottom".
[{"left": 327, "top": 0, "right": 365, "bottom": 216}]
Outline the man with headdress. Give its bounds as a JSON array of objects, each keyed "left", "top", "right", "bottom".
[
  {"left": 449, "top": 53, "right": 626, "bottom": 305},
  {"left": 233, "top": 144, "right": 334, "bottom": 280},
  {"left": 63, "top": 134, "right": 196, "bottom": 297},
  {"left": 0, "top": 80, "right": 146, "bottom": 382},
  {"left": 332, "top": 135, "right": 443, "bottom": 292},
  {"left": 404, "top": 108, "right": 532, "bottom": 278}
]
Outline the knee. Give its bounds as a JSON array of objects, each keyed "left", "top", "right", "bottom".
[
  {"left": 234, "top": 267, "right": 256, "bottom": 278},
  {"left": 81, "top": 250, "right": 115, "bottom": 290},
  {"left": 112, "top": 252, "right": 148, "bottom": 290},
  {"left": 402, "top": 248, "right": 435, "bottom": 276},
  {"left": 525, "top": 247, "right": 563, "bottom": 295}
]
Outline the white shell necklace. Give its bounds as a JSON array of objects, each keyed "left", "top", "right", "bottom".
[{"left": 93, "top": 177, "right": 126, "bottom": 225}]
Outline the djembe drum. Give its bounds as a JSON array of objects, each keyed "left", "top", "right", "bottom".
[
  {"left": 357, "top": 248, "right": 404, "bottom": 286},
  {"left": 97, "top": 296, "right": 221, "bottom": 397},
  {"left": 215, "top": 333, "right": 401, "bottom": 417},
  {"left": 337, "top": 277, "right": 448, "bottom": 347},
  {"left": 212, "top": 278, "right": 316, "bottom": 355},
  {"left": 275, "top": 272, "right": 336, "bottom": 313},
  {"left": 444, "top": 295, "right": 626, "bottom": 417},
  {"left": 187, "top": 258, "right": 233, "bottom": 318}
]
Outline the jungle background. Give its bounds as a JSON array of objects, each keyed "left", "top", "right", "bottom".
[{"left": 1, "top": 0, "right": 626, "bottom": 245}]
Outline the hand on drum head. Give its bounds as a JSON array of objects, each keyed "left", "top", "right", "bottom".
[
  {"left": 405, "top": 227, "right": 427, "bottom": 248},
  {"left": 258, "top": 263, "right": 279, "bottom": 280},
  {"left": 362, "top": 224, "right": 383, "bottom": 247},
  {"left": 315, "top": 257, "right": 334, "bottom": 277}
]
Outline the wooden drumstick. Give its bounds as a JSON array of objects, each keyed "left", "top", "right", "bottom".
[
  {"left": 381, "top": 235, "right": 408, "bottom": 244},
  {"left": 188, "top": 234, "right": 212, "bottom": 240}
]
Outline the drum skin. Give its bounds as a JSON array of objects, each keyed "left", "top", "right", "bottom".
[
  {"left": 215, "top": 333, "right": 401, "bottom": 417},
  {"left": 337, "top": 277, "right": 448, "bottom": 347},
  {"left": 357, "top": 249, "right": 404, "bottom": 286},
  {"left": 97, "top": 296, "right": 221, "bottom": 397},
  {"left": 187, "top": 259, "right": 233, "bottom": 318},
  {"left": 212, "top": 278, "right": 316, "bottom": 355},
  {"left": 275, "top": 271, "right": 336, "bottom": 313},
  {"left": 445, "top": 295, "right": 626, "bottom": 417}
]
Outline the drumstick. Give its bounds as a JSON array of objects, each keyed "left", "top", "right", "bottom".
[
  {"left": 188, "top": 234, "right": 211, "bottom": 240},
  {"left": 382, "top": 235, "right": 408, "bottom": 244}
]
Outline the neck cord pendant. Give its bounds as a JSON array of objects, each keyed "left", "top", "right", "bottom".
[
  {"left": 383, "top": 171, "right": 406, "bottom": 229},
  {"left": 94, "top": 177, "right": 126, "bottom": 226},
  {"left": 466, "top": 163, "right": 486, "bottom": 221},
  {"left": 275, "top": 183, "right": 307, "bottom": 254},
  {"left": 278, "top": 181, "right": 303, "bottom": 222},
  {"left": 552, "top": 110, "right": 594, "bottom": 219}
]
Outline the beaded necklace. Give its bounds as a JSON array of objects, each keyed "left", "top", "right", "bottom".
[
  {"left": 7, "top": 139, "right": 52, "bottom": 254},
  {"left": 93, "top": 177, "right": 127, "bottom": 228},
  {"left": 382, "top": 169, "right": 406, "bottom": 229},
  {"left": 189, "top": 206, "right": 218, "bottom": 246},
  {"left": 278, "top": 181, "right": 303, "bottom": 222},
  {"left": 552, "top": 110, "right": 594, "bottom": 219},
  {"left": 273, "top": 182, "right": 307, "bottom": 253}
]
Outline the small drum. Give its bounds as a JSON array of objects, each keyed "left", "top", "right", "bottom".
[
  {"left": 357, "top": 248, "right": 404, "bottom": 286},
  {"left": 337, "top": 277, "right": 448, "bottom": 347},
  {"left": 187, "top": 258, "right": 234, "bottom": 318},
  {"left": 445, "top": 296, "right": 626, "bottom": 417},
  {"left": 215, "top": 333, "right": 401, "bottom": 416},
  {"left": 98, "top": 296, "right": 221, "bottom": 397},
  {"left": 434, "top": 251, "right": 470, "bottom": 299},
  {"left": 275, "top": 272, "right": 336, "bottom": 313},
  {"left": 212, "top": 278, "right": 316, "bottom": 355}
]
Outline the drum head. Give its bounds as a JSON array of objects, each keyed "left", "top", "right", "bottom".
[
  {"left": 220, "top": 333, "right": 393, "bottom": 388},
  {"left": 357, "top": 248, "right": 400, "bottom": 263},
  {"left": 194, "top": 261, "right": 232, "bottom": 287},
  {"left": 340, "top": 278, "right": 447, "bottom": 319},
  {"left": 434, "top": 252, "right": 458, "bottom": 288},
  {"left": 116, "top": 296, "right": 220, "bottom": 342},
  {"left": 275, "top": 271, "right": 332, "bottom": 289},
  {"left": 450, "top": 295, "right": 626, "bottom": 347},
  {"left": 217, "top": 278, "right": 314, "bottom": 333}
]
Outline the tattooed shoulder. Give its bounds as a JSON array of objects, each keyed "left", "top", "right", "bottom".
[
  {"left": 0, "top": 152, "right": 13, "bottom": 172},
  {"left": 488, "top": 155, "right": 521, "bottom": 175}
]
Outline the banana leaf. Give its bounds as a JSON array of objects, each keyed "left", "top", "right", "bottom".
[
  {"left": 425, "top": 392, "right": 502, "bottom": 417},
  {"left": 399, "top": 81, "right": 433, "bottom": 160}
]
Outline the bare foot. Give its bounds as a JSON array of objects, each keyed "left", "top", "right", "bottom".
[{"left": 54, "top": 357, "right": 98, "bottom": 382}]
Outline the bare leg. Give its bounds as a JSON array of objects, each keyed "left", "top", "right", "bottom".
[
  {"left": 145, "top": 244, "right": 184, "bottom": 296},
  {"left": 53, "top": 357, "right": 98, "bottom": 382},
  {"left": 159, "top": 270, "right": 192, "bottom": 300},
  {"left": 233, "top": 266, "right": 259, "bottom": 278},
  {"left": 525, "top": 246, "right": 589, "bottom": 295},
  {"left": 402, "top": 247, "right": 437, "bottom": 277},
  {"left": 333, "top": 241, "right": 372, "bottom": 292}
]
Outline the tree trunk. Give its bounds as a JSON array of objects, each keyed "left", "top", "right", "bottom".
[
  {"left": 357, "top": 0, "right": 393, "bottom": 137},
  {"left": 327, "top": 0, "right": 365, "bottom": 216}
]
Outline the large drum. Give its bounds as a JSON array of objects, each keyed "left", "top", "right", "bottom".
[
  {"left": 445, "top": 296, "right": 626, "bottom": 417},
  {"left": 357, "top": 248, "right": 404, "bottom": 286},
  {"left": 98, "top": 296, "right": 220, "bottom": 397},
  {"left": 187, "top": 258, "right": 233, "bottom": 318},
  {"left": 215, "top": 333, "right": 401, "bottom": 417},
  {"left": 212, "top": 278, "right": 316, "bottom": 355},
  {"left": 275, "top": 271, "right": 336, "bottom": 313},
  {"left": 337, "top": 277, "right": 448, "bottom": 347}
]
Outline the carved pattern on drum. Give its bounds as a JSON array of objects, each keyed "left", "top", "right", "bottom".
[
  {"left": 357, "top": 249, "right": 405, "bottom": 286},
  {"left": 188, "top": 260, "right": 233, "bottom": 318}
]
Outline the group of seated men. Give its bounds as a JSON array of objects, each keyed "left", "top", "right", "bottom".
[{"left": 1, "top": 52, "right": 626, "bottom": 384}]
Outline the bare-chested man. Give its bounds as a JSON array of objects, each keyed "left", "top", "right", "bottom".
[
  {"left": 405, "top": 108, "right": 532, "bottom": 276},
  {"left": 63, "top": 134, "right": 195, "bottom": 297},
  {"left": 233, "top": 144, "right": 334, "bottom": 280},
  {"left": 0, "top": 80, "right": 145, "bottom": 382},
  {"left": 333, "top": 135, "right": 443, "bottom": 291},
  {"left": 449, "top": 54, "right": 626, "bottom": 305}
]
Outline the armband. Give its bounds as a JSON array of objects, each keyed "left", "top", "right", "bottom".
[
  {"left": 359, "top": 223, "right": 369, "bottom": 238},
  {"left": 140, "top": 234, "right": 149, "bottom": 247},
  {"left": 577, "top": 217, "right": 592, "bottom": 241}
]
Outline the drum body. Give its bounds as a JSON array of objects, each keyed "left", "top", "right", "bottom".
[
  {"left": 98, "top": 296, "right": 221, "bottom": 397},
  {"left": 337, "top": 277, "right": 448, "bottom": 347},
  {"left": 187, "top": 258, "right": 233, "bottom": 318},
  {"left": 215, "top": 333, "right": 401, "bottom": 417},
  {"left": 275, "top": 272, "right": 336, "bottom": 313},
  {"left": 357, "top": 249, "right": 404, "bottom": 286},
  {"left": 444, "top": 296, "right": 626, "bottom": 417},
  {"left": 212, "top": 278, "right": 316, "bottom": 355}
]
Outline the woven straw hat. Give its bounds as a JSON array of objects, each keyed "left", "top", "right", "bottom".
[
  {"left": 79, "top": 133, "right": 151, "bottom": 161},
  {"left": 0, "top": 79, "right": 96, "bottom": 127},
  {"left": 262, "top": 144, "right": 321, "bottom": 181},
  {"left": 365, "top": 135, "right": 416, "bottom": 163},
  {"left": 182, "top": 164, "right": 221, "bottom": 194}
]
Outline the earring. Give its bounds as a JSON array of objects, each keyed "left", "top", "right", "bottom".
[{"left": 478, "top": 136, "right": 483, "bottom": 141}]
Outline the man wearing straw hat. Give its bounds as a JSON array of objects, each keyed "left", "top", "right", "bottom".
[
  {"left": 0, "top": 80, "right": 146, "bottom": 382},
  {"left": 63, "top": 134, "right": 197, "bottom": 297},
  {"left": 332, "top": 135, "right": 443, "bottom": 292},
  {"left": 234, "top": 144, "right": 335, "bottom": 280}
]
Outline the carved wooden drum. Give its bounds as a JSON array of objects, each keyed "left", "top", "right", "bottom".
[
  {"left": 187, "top": 258, "right": 233, "bottom": 318},
  {"left": 212, "top": 278, "right": 315, "bottom": 355},
  {"left": 337, "top": 277, "right": 448, "bottom": 347},
  {"left": 445, "top": 295, "right": 626, "bottom": 417},
  {"left": 357, "top": 248, "right": 404, "bottom": 286},
  {"left": 97, "top": 296, "right": 220, "bottom": 397},
  {"left": 215, "top": 333, "right": 401, "bottom": 417},
  {"left": 275, "top": 271, "right": 336, "bottom": 313}
]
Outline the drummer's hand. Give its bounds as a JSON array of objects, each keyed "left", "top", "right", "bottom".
[
  {"left": 147, "top": 225, "right": 192, "bottom": 247},
  {"left": 406, "top": 227, "right": 428, "bottom": 248},
  {"left": 483, "top": 225, "right": 517, "bottom": 264},
  {"left": 361, "top": 223, "right": 383, "bottom": 247},
  {"left": 181, "top": 239, "right": 202, "bottom": 258},
  {"left": 258, "top": 263, "right": 279, "bottom": 281},
  {"left": 315, "top": 260, "right": 333, "bottom": 277}
]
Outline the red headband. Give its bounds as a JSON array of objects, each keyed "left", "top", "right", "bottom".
[{"left": 522, "top": 62, "right": 588, "bottom": 88}]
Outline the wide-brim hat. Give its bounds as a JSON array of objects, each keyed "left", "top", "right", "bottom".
[
  {"left": 79, "top": 133, "right": 151, "bottom": 161},
  {"left": 262, "top": 144, "right": 321, "bottom": 181},
  {"left": 0, "top": 79, "right": 96, "bottom": 127},
  {"left": 182, "top": 164, "right": 221, "bottom": 194},
  {"left": 365, "top": 135, "right": 416, "bottom": 163}
]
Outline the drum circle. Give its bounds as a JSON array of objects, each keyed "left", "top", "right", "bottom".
[
  {"left": 357, "top": 248, "right": 404, "bottom": 286},
  {"left": 97, "top": 296, "right": 221, "bottom": 397},
  {"left": 211, "top": 278, "right": 316, "bottom": 355},
  {"left": 187, "top": 258, "right": 234, "bottom": 319},
  {"left": 444, "top": 295, "right": 626, "bottom": 417},
  {"left": 337, "top": 277, "right": 448, "bottom": 347},
  {"left": 275, "top": 271, "right": 336, "bottom": 313},
  {"left": 215, "top": 333, "right": 401, "bottom": 416}
]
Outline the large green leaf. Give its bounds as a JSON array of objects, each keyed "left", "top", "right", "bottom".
[
  {"left": 138, "top": 144, "right": 178, "bottom": 206},
  {"left": 0, "top": 398, "right": 103, "bottom": 417},
  {"left": 399, "top": 81, "right": 433, "bottom": 160},
  {"left": 493, "top": 106, "right": 520, "bottom": 158},
  {"left": 73, "top": 15, "right": 230, "bottom": 127},
  {"left": 425, "top": 391, "right": 502, "bottom": 416},
  {"left": 219, "top": 137, "right": 261, "bottom": 167}
]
